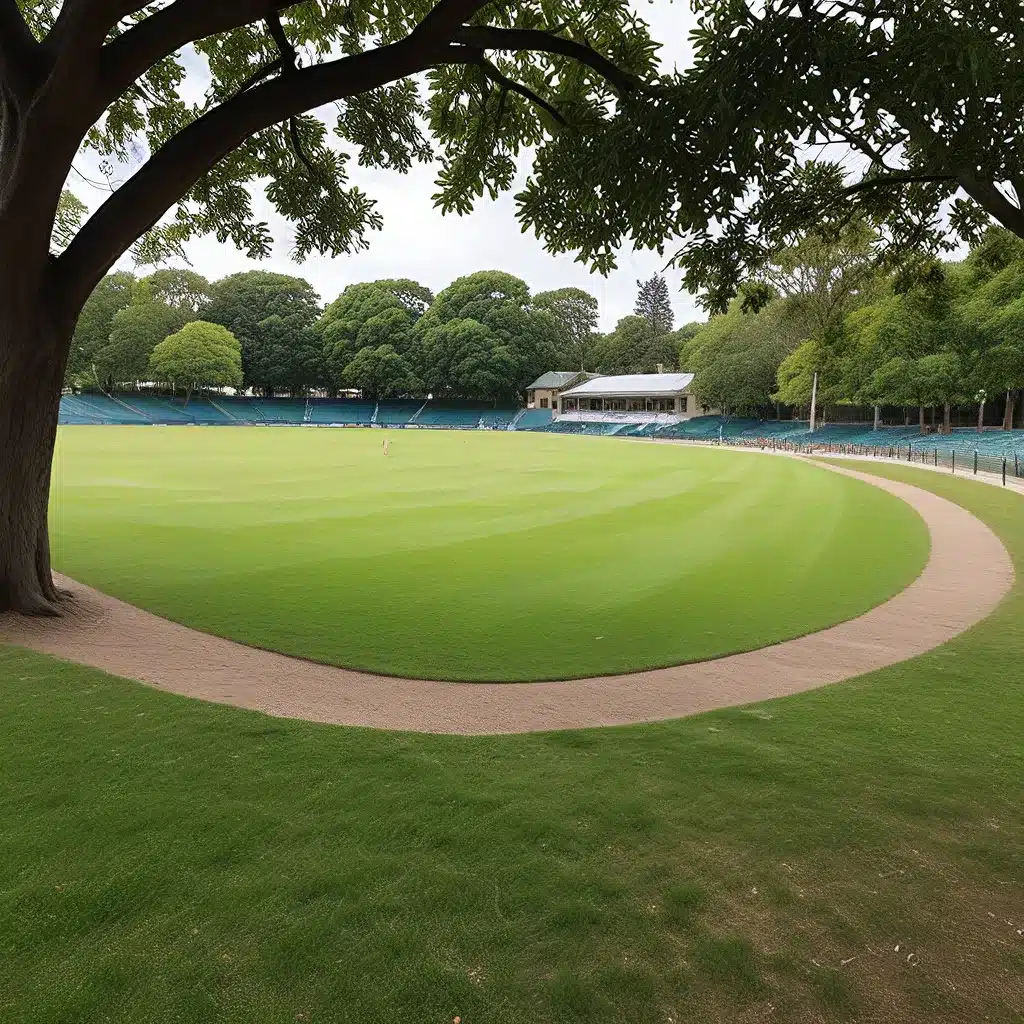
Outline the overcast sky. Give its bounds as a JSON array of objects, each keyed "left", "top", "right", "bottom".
[{"left": 72, "top": 2, "right": 700, "bottom": 331}]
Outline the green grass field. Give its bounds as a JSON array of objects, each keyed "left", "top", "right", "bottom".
[
  {"left": 49, "top": 427, "right": 927, "bottom": 680},
  {"left": 2, "top": 461, "right": 1022, "bottom": 1023}
]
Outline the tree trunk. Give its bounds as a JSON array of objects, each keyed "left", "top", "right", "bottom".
[
  {"left": 873, "top": 405, "right": 880, "bottom": 430},
  {"left": 1003, "top": 389, "right": 1014, "bottom": 430},
  {"left": 0, "top": 308, "right": 71, "bottom": 614},
  {"left": 977, "top": 400, "right": 985, "bottom": 433},
  {"left": 919, "top": 405, "right": 926, "bottom": 434},
  {"left": 943, "top": 402, "right": 951, "bottom": 434}
]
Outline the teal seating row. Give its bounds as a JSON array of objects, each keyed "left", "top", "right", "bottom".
[{"left": 53, "top": 394, "right": 1024, "bottom": 460}]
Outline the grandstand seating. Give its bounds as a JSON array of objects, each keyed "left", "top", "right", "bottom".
[
  {"left": 376, "top": 401, "right": 422, "bottom": 425},
  {"left": 214, "top": 398, "right": 264, "bottom": 423},
  {"left": 416, "top": 401, "right": 488, "bottom": 428},
  {"left": 308, "top": 400, "right": 375, "bottom": 425},
  {"left": 653, "top": 416, "right": 759, "bottom": 441},
  {"left": 53, "top": 394, "right": 1024, "bottom": 460},
  {"left": 736, "top": 420, "right": 1024, "bottom": 457},
  {"left": 254, "top": 399, "right": 307, "bottom": 424},
  {"left": 479, "top": 407, "right": 519, "bottom": 429},
  {"left": 536, "top": 420, "right": 623, "bottom": 437},
  {"left": 125, "top": 395, "right": 199, "bottom": 423},
  {"left": 63, "top": 393, "right": 151, "bottom": 424},
  {"left": 512, "top": 408, "right": 552, "bottom": 430}
]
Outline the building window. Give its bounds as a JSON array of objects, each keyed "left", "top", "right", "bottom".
[{"left": 540, "top": 397, "right": 549, "bottom": 409}]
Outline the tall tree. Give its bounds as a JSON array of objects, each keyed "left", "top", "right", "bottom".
[
  {"left": 148, "top": 322, "right": 243, "bottom": 404},
  {"left": 66, "top": 271, "right": 138, "bottom": 385},
  {"left": 96, "top": 301, "right": 188, "bottom": 388},
  {"left": 201, "top": 272, "right": 322, "bottom": 395},
  {"left": 532, "top": 287, "right": 599, "bottom": 370},
  {"left": 634, "top": 275, "right": 674, "bottom": 336},
  {"left": 414, "top": 271, "right": 559, "bottom": 399},
  {"left": 591, "top": 315, "right": 659, "bottom": 374},
  {"left": 320, "top": 279, "right": 432, "bottom": 385},
  {"left": 342, "top": 344, "right": 420, "bottom": 399},
  {"left": 244, "top": 315, "right": 326, "bottom": 397},
  {"left": 689, "top": 299, "right": 811, "bottom": 416},
  {"left": 0, "top": 0, "right": 657, "bottom": 613},
  {"left": 142, "top": 269, "right": 213, "bottom": 315}
]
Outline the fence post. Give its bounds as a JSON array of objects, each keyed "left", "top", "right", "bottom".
[
  {"left": 974, "top": 451, "right": 978, "bottom": 475},
  {"left": 934, "top": 449, "right": 937, "bottom": 467},
  {"left": 1003, "top": 457, "right": 1007, "bottom": 486},
  {"left": 952, "top": 450, "right": 955, "bottom": 474},
  {"left": 907, "top": 443, "right": 912, "bottom": 462}
]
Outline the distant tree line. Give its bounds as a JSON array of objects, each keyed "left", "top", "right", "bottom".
[
  {"left": 682, "top": 225, "right": 1024, "bottom": 432},
  {"left": 68, "top": 265, "right": 704, "bottom": 403}
]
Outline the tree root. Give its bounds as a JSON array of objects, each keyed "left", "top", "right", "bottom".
[{"left": 16, "top": 592, "right": 63, "bottom": 617}]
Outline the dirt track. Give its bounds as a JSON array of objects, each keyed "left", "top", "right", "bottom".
[{"left": 0, "top": 462, "right": 1013, "bottom": 734}]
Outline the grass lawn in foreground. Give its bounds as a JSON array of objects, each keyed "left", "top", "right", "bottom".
[
  {"left": 49, "top": 427, "right": 927, "bottom": 680},
  {"left": 1, "top": 461, "right": 1021, "bottom": 1022}
]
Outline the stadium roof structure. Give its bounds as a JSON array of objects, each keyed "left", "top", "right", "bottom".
[
  {"left": 526, "top": 371, "right": 598, "bottom": 391},
  {"left": 561, "top": 373, "right": 695, "bottom": 398}
]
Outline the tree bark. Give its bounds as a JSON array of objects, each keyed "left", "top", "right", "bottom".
[
  {"left": 977, "top": 400, "right": 985, "bottom": 433},
  {"left": 943, "top": 402, "right": 951, "bottom": 434},
  {"left": 919, "top": 405, "right": 925, "bottom": 434},
  {"left": 0, "top": 302, "right": 71, "bottom": 614},
  {"left": 1003, "top": 389, "right": 1014, "bottom": 430}
]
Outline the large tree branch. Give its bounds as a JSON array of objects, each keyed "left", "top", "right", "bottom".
[
  {"left": 46, "top": 0, "right": 152, "bottom": 55},
  {"left": 455, "top": 26, "right": 643, "bottom": 93},
  {"left": 54, "top": 38, "right": 454, "bottom": 309},
  {"left": 99, "top": 0, "right": 488, "bottom": 117},
  {"left": 894, "top": 105, "right": 1024, "bottom": 239},
  {"left": 839, "top": 173, "right": 956, "bottom": 198},
  {"left": 0, "top": 0, "right": 46, "bottom": 102},
  {"left": 99, "top": 0, "right": 298, "bottom": 112},
  {"left": 411, "top": 0, "right": 497, "bottom": 42},
  {"left": 955, "top": 175, "right": 1024, "bottom": 238}
]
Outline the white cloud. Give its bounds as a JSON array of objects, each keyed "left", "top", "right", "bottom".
[{"left": 71, "top": 1, "right": 705, "bottom": 333}]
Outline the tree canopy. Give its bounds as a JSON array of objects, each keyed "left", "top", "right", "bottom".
[
  {"left": 148, "top": 322, "right": 243, "bottom": 402},
  {"left": 96, "top": 300, "right": 188, "bottom": 388},
  {"left": 521, "top": 1, "right": 1024, "bottom": 312},
  {"left": 686, "top": 299, "right": 810, "bottom": 415},
  {"left": 200, "top": 272, "right": 323, "bottom": 395},
  {"left": 320, "top": 279, "right": 433, "bottom": 385},
  {"left": 67, "top": 271, "right": 139, "bottom": 384},
  {"left": 342, "top": 344, "right": 421, "bottom": 399},
  {"left": 143, "top": 269, "right": 213, "bottom": 315},
  {"left": 532, "top": 287, "right": 600, "bottom": 371},
  {"left": 413, "top": 271, "right": 559, "bottom": 399},
  {"left": 591, "top": 315, "right": 678, "bottom": 375}
]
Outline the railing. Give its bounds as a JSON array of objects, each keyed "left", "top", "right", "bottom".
[{"left": 695, "top": 435, "right": 1024, "bottom": 486}]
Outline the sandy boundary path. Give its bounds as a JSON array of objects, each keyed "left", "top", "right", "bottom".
[{"left": 0, "top": 462, "right": 1014, "bottom": 735}]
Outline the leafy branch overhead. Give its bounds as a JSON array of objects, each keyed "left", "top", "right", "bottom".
[
  {"left": 518, "top": 0, "right": 1024, "bottom": 310},
  {"left": 1, "top": 0, "right": 660, "bottom": 319}
]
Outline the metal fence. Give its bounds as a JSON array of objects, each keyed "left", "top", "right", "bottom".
[{"left": 721, "top": 436, "right": 1024, "bottom": 485}]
